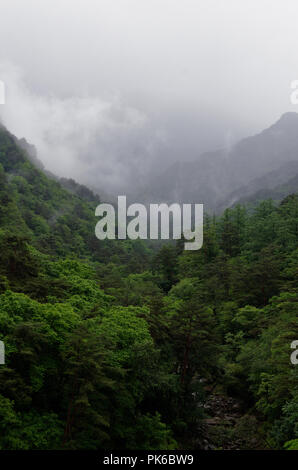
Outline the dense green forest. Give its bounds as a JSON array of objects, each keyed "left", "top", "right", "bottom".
[{"left": 0, "top": 126, "right": 297, "bottom": 450}]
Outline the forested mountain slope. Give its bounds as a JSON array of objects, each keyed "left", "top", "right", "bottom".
[
  {"left": 0, "top": 125, "right": 297, "bottom": 450},
  {"left": 229, "top": 171, "right": 298, "bottom": 209},
  {"left": 140, "top": 112, "right": 298, "bottom": 212}
]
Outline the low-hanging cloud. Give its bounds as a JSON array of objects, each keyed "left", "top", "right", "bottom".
[
  {"left": 0, "top": 62, "right": 169, "bottom": 197},
  {"left": 1, "top": 1, "right": 298, "bottom": 202}
]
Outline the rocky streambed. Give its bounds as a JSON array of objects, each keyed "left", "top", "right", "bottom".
[{"left": 198, "top": 394, "right": 265, "bottom": 450}]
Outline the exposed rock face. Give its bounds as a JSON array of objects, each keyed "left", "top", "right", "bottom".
[{"left": 199, "top": 394, "right": 265, "bottom": 450}]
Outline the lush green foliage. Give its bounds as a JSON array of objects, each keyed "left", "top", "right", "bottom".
[{"left": 0, "top": 127, "right": 297, "bottom": 449}]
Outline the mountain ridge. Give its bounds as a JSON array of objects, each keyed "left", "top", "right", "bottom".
[{"left": 137, "top": 112, "right": 298, "bottom": 212}]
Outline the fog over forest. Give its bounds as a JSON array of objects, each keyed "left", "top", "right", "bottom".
[{"left": 1, "top": 1, "right": 298, "bottom": 198}]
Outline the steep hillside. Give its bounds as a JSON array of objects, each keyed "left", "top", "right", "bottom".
[
  {"left": 0, "top": 125, "right": 150, "bottom": 268},
  {"left": 218, "top": 160, "right": 298, "bottom": 211},
  {"left": 139, "top": 113, "right": 298, "bottom": 212}
]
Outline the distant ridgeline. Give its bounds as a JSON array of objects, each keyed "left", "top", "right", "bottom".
[{"left": 139, "top": 112, "right": 298, "bottom": 212}]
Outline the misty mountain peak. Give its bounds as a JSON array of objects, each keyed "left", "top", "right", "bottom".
[{"left": 270, "top": 112, "right": 298, "bottom": 131}]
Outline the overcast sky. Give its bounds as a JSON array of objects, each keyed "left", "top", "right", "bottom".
[{"left": 0, "top": 0, "right": 298, "bottom": 193}]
